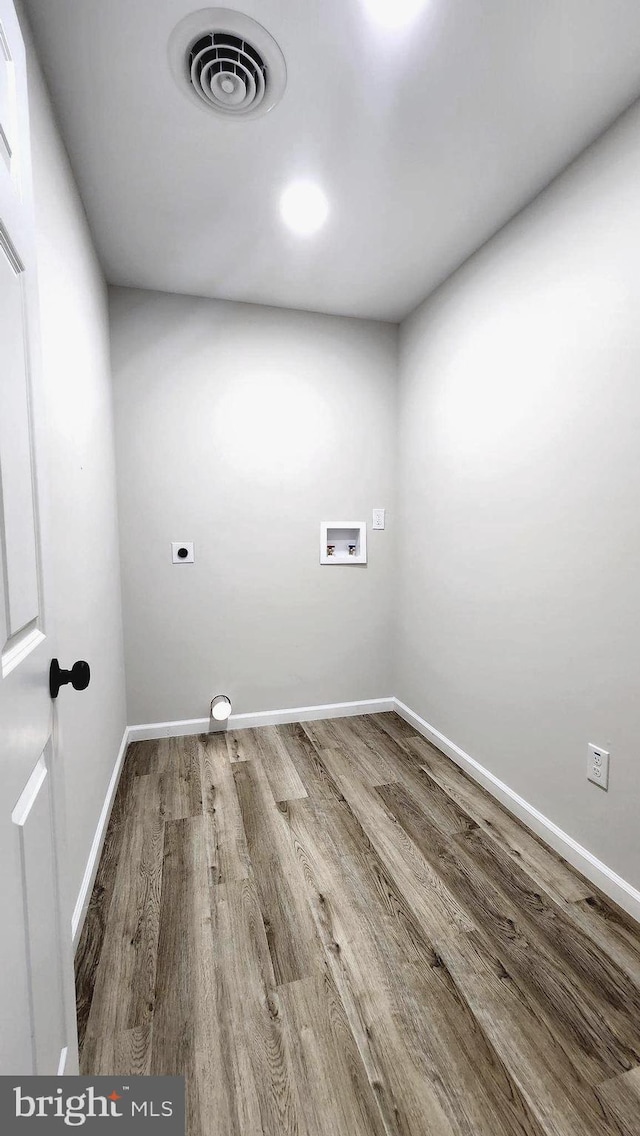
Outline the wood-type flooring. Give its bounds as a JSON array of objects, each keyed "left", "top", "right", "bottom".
[{"left": 76, "top": 713, "right": 640, "bottom": 1136}]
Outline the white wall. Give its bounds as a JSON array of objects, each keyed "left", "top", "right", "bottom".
[
  {"left": 23, "top": 17, "right": 127, "bottom": 912},
  {"left": 397, "top": 99, "right": 640, "bottom": 890},
  {"left": 109, "top": 288, "right": 397, "bottom": 725}
]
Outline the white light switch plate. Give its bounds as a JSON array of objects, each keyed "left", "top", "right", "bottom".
[
  {"left": 171, "top": 541, "right": 194, "bottom": 564},
  {"left": 372, "top": 508, "right": 385, "bottom": 530},
  {"left": 587, "top": 743, "right": 609, "bottom": 790}
]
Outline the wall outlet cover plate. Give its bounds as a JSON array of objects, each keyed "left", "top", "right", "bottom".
[
  {"left": 587, "top": 743, "right": 610, "bottom": 790},
  {"left": 171, "top": 541, "right": 194, "bottom": 564}
]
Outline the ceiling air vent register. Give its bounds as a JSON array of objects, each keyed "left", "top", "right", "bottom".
[{"left": 169, "top": 8, "right": 287, "bottom": 120}]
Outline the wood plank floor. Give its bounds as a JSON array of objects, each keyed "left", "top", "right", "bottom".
[{"left": 76, "top": 714, "right": 640, "bottom": 1136}]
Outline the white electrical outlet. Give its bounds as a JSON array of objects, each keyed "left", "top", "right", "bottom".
[
  {"left": 587, "top": 743, "right": 609, "bottom": 790},
  {"left": 171, "top": 541, "right": 194, "bottom": 564},
  {"left": 372, "top": 508, "right": 385, "bottom": 530}
]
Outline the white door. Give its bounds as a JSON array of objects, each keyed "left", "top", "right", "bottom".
[{"left": 0, "top": 0, "right": 78, "bottom": 1075}]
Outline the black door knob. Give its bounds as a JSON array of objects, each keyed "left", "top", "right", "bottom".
[{"left": 49, "top": 659, "right": 91, "bottom": 700}]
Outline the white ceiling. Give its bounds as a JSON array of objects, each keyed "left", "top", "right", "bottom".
[{"left": 22, "top": 0, "right": 640, "bottom": 321}]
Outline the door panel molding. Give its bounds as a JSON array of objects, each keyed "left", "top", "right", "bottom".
[
  {"left": 2, "top": 621, "right": 43, "bottom": 678},
  {"left": 12, "top": 743, "right": 66, "bottom": 1073},
  {"left": 0, "top": 211, "right": 41, "bottom": 646}
]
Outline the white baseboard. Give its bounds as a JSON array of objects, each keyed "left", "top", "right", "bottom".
[
  {"left": 71, "top": 725, "right": 130, "bottom": 949},
  {"left": 127, "top": 697, "right": 395, "bottom": 743},
  {"left": 393, "top": 698, "right": 640, "bottom": 925}
]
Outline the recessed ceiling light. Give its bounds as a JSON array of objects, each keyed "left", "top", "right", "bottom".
[
  {"left": 362, "top": 0, "right": 427, "bottom": 30},
  {"left": 280, "top": 181, "right": 329, "bottom": 237}
]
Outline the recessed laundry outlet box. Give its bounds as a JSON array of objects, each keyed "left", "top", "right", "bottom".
[{"left": 320, "top": 522, "right": 367, "bottom": 565}]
